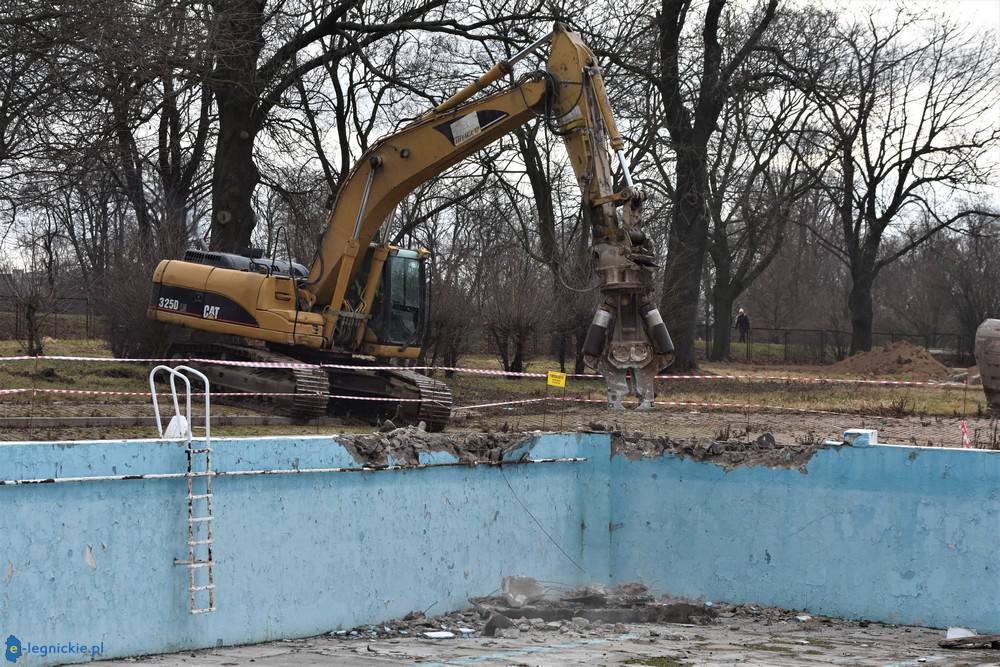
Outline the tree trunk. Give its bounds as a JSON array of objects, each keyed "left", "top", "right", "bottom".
[
  {"left": 490, "top": 328, "right": 511, "bottom": 371},
  {"left": 209, "top": 100, "right": 261, "bottom": 252},
  {"left": 24, "top": 301, "right": 42, "bottom": 356},
  {"left": 573, "top": 322, "right": 588, "bottom": 374},
  {"left": 207, "top": 0, "right": 266, "bottom": 252},
  {"left": 710, "top": 291, "right": 734, "bottom": 361},
  {"left": 160, "top": 188, "right": 190, "bottom": 257},
  {"left": 848, "top": 270, "right": 875, "bottom": 354},
  {"left": 510, "top": 332, "right": 526, "bottom": 374},
  {"left": 660, "top": 156, "right": 710, "bottom": 371}
]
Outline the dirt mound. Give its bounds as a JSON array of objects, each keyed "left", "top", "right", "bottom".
[{"left": 830, "top": 341, "right": 951, "bottom": 380}]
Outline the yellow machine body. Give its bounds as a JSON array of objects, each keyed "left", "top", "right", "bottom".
[{"left": 148, "top": 23, "right": 671, "bottom": 420}]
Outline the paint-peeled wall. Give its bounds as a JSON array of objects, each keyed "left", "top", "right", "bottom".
[
  {"left": 0, "top": 433, "right": 607, "bottom": 664},
  {"left": 609, "top": 443, "right": 1000, "bottom": 632},
  {"left": 1, "top": 432, "right": 998, "bottom": 665}
]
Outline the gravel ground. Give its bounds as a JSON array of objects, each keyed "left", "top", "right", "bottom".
[
  {"left": 459, "top": 406, "right": 1000, "bottom": 450},
  {"left": 97, "top": 602, "right": 1000, "bottom": 666}
]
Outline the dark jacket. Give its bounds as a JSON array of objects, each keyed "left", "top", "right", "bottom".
[{"left": 735, "top": 313, "right": 751, "bottom": 332}]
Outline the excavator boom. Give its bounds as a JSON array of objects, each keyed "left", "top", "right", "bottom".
[
  {"left": 148, "top": 23, "right": 674, "bottom": 426},
  {"left": 298, "top": 22, "right": 674, "bottom": 407}
]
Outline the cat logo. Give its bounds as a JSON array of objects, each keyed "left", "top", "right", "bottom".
[{"left": 203, "top": 305, "right": 221, "bottom": 320}]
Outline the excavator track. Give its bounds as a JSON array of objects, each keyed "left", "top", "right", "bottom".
[
  {"left": 322, "top": 364, "right": 453, "bottom": 432},
  {"left": 168, "top": 342, "right": 452, "bottom": 429},
  {"left": 387, "top": 369, "right": 452, "bottom": 432},
  {"left": 168, "top": 343, "right": 329, "bottom": 419}
]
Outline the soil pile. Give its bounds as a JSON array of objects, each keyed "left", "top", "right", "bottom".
[{"left": 830, "top": 341, "right": 951, "bottom": 380}]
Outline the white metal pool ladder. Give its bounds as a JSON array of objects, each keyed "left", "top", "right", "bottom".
[{"left": 149, "top": 365, "right": 216, "bottom": 615}]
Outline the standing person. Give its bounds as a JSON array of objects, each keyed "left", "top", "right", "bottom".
[{"left": 735, "top": 308, "right": 751, "bottom": 343}]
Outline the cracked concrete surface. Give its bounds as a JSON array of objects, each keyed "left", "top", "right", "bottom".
[{"left": 97, "top": 605, "right": 1000, "bottom": 666}]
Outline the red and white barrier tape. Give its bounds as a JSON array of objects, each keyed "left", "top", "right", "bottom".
[
  {"left": 0, "top": 388, "right": 422, "bottom": 402},
  {"left": 452, "top": 398, "right": 550, "bottom": 411},
  {"left": 0, "top": 385, "right": 957, "bottom": 422},
  {"left": 0, "top": 354, "right": 967, "bottom": 388},
  {"left": 451, "top": 395, "right": 907, "bottom": 420}
]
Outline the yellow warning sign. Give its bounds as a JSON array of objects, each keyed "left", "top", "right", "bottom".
[{"left": 546, "top": 371, "right": 567, "bottom": 388}]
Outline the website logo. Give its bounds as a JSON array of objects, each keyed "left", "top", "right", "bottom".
[
  {"left": 2, "top": 636, "right": 103, "bottom": 660},
  {"left": 4, "top": 635, "right": 20, "bottom": 663}
]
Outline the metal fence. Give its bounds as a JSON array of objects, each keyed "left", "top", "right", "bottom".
[
  {"left": 0, "top": 295, "right": 104, "bottom": 341},
  {"left": 697, "top": 323, "right": 974, "bottom": 367},
  {"left": 0, "top": 298, "right": 976, "bottom": 369}
]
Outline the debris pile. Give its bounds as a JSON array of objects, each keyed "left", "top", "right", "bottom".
[
  {"left": 330, "top": 578, "right": 715, "bottom": 641},
  {"left": 611, "top": 431, "right": 827, "bottom": 471},
  {"left": 830, "top": 341, "right": 951, "bottom": 380},
  {"left": 337, "top": 425, "right": 531, "bottom": 466},
  {"left": 471, "top": 580, "right": 715, "bottom": 637}
]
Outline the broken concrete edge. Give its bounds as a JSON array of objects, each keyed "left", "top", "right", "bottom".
[
  {"left": 335, "top": 426, "right": 538, "bottom": 467},
  {"left": 607, "top": 431, "right": 852, "bottom": 472},
  {"left": 334, "top": 424, "right": 863, "bottom": 472}
]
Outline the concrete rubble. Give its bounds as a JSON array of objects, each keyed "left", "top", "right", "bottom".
[
  {"left": 610, "top": 430, "right": 829, "bottom": 471},
  {"left": 99, "top": 597, "right": 1000, "bottom": 666},
  {"left": 314, "top": 579, "right": 716, "bottom": 642},
  {"left": 500, "top": 574, "right": 546, "bottom": 608},
  {"left": 337, "top": 425, "right": 532, "bottom": 466},
  {"left": 339, "top": 422, "right": 832, "bottom": 472}
]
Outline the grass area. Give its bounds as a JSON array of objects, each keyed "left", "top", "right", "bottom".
[
  {"left": 0, "top": 338, "right": 112, "bottom": 356},
  {"left": 445, "top": 354, "right": 979, "bottom": 417},
  {"left": 698, "top": 339, "right": 838, "bottom": 365},
  {"left": 0, "top": 339, "right": 148, "bottom": 404},
  {"left": 0, "top": 312, "right": 103, "bottom": 340},
  {"left": 0, "top": 340, "right": 986, "bottom": 421}
]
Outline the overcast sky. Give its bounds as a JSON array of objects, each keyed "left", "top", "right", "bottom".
[{"left": 3, "top": 0, "right": 998, "bottom": 263}]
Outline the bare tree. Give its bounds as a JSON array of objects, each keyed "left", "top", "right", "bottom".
[
  {"left": 797, "top": 8, "right": 1000, "bottom": 354},
  {"left": 704, "top": 83, "right": 821, "bottom": 360},
  {"left": 642, "top": 0, "right": 780, "bottom": 370},
  {"left": 943, "top": 215, "right": 1000, "bottom": 357},
  {"left": 874, "top": 231, "right": 955, "bottom": 340},
  {"left": 0, "top": 211, "right": 65, "bottom": 355},
  {"left": 204, "top": 0, "right": 545, "bottom": 251},
  {"left": 481, "top": 244, "right": 554, "bottom": 373}
]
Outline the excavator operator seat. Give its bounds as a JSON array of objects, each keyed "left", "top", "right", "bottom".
[{"left": 371, "top": 249, "right": 425, "bottom": 347}]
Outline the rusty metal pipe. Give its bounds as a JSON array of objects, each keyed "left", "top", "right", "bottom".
[{"left": 0, "top": 456, "right": 587, "bottom": 486}]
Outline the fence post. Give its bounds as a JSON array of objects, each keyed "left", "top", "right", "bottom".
[
  {"left": 819, "top": 330, "right": 825, "bottom": 364},
  {"left": 784, "top": 329, "right": 789, "bottom": 363}
]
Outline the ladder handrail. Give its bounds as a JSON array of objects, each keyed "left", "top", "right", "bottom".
[
  {"left": 148, "top": 365, "right": 211, "bottom": 440},
  {"left": 150, "top": 364, "right": 216, "bottom": 614}
]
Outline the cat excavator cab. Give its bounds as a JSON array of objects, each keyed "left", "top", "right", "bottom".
[{"left": 148, "top": 23, "right": 674, "bottom": 430}]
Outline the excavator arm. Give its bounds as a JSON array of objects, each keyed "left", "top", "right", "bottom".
[
  {"left": 149, "top": 23, "right": 673, "bottom": 413},
  {"left": 303, "top": 23, "right": 674, "bottom": 408}
]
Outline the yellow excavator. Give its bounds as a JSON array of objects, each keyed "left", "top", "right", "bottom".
[{"left": 148, "top": 24, "right": 674, "bottom": 430}]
